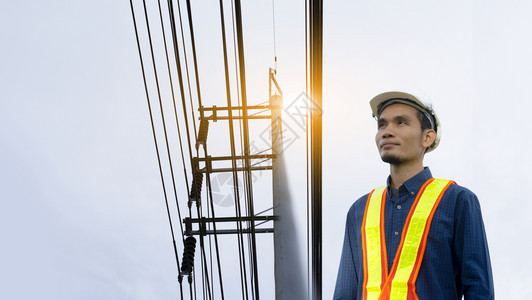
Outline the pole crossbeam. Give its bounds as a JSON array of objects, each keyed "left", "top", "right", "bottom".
[
  {"left": 204, "top": 115, "right": 272, "bottom": 121},
  {"left": 195, "top": 154, "right": 276, "bottom": 162},
  {"left": 200, "top": 105, "right": 279, "bottom": 111},
  {"left": 184, "top": 216, "right": 276, "bottom": 237},
  {"left": 187, "top": 228, "right": 275, "bottom": 236},
  {"left": 198, "top": 166, "right": 272, "bottom": 174},
  {"left": 199, "top": 105, "right": 279, "bottom": 121},
  {"left": 185, "top": 216, "right": 277, "bottom": 223}
]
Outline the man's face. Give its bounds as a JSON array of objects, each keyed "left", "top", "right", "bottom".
[{"left": 375, "top": 103, "right": 427, "bottom": 165}]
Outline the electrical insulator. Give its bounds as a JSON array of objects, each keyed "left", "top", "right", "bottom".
[
  {"left": 181, "top": 236, "right": 197, "bottom": 276},
  {"left": 196, "top": 119, "right": 209, "bottom": 150},
  {"left": 188, "top": 171, "right": 203, "bottom": 208}
]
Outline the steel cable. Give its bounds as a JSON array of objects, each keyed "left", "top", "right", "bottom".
[
  {"left": 150, "top": 0, "right": 187, "bottom": 242},
  {"left": 167, "top": 0, "right": 213, "bottom": 298},
  {"left": 202, "top": 146, "right": 226, "bottom": 299},
  {"left": 233, "top": 0, "right": 261, "bottom": 298},
  {"left": 129, "top": 1, "right": 184, "bottom": 298},
  {"left": 218, "top": 0, "right": 249, "bottom": 298},
  {"left": 175, "top": 0, "right": 198, "bottom": 141}
]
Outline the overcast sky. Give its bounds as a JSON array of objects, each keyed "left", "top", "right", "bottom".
[{"left": 1, "top": 0, "right": 531, "bottom": 299}]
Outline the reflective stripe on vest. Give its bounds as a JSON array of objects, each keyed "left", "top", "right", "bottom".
[
  {"left": 361, "top": 178, "right": 455, "bottom": 300},
  {"left": 361, "top": 186, "right": 388, "bottom": 300}
]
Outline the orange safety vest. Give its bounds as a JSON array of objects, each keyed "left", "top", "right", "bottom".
[{"left": 361, "top": 178, "right": 455, "bottom": 300}]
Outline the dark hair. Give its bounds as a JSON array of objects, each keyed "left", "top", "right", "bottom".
[
  {"left": 416, "top": 110, "right": 437, "bottom": 153},
  {"left": 417, "top": 110, "right": 433, "bottom": 133}
]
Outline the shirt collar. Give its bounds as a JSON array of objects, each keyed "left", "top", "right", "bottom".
[{"left": 386, "top": 167, "right": 433, "bottom": 197}]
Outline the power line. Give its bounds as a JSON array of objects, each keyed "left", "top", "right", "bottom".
[
  {"left": 153, "top": 0, "right": 188, "bottom": 241},
  {"left": 185, "top": 0, "right": 204, "bottom": 109},
  {"left": 175, "top": 0, "right": 198, "bottom": 142},
  {"left": 166, "top": 1, "right": 217, "bottom": 298},
  {"left": 230, "top": 0, "right": 252, "bottom": 297},
  {"left": 202, "top": 145, "right": 226, "bottom": 299},
  {"left": 166, "top": 0, "right": 195, "bottom": 167},
  {"left": 234, "top": 0, "right": 261, "bottom": 298},
  {"left": 128, "top": 1, "right": 184, "bottom": 298},
  {"left": 217, "top": 0, "right": 249, "bottom": 298}
]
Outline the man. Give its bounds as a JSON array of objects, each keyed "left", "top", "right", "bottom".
[{"left": 333, "top": 92, "right": 494, "bottom": 299}]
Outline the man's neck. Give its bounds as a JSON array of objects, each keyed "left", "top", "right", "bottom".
[{"left": 389, "top": 161, "right": 424, "bottom": 189}]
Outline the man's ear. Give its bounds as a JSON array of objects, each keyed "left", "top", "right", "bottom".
[{"left": 422, "top": 129, "right": 436, "bottom": 149}]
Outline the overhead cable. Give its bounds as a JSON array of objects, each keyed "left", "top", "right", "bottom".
[
  {"left": 234, "top": 0, "right": 261, "bottom": 298},
  {"left": 218, "top": 0, "right": 250, "bottom": 298},
  {"left": 175, "top": 0, "right": 198, "bottom": 141},
  {"left": 128, "top": 0, "right": 184, "bottom": 298}
]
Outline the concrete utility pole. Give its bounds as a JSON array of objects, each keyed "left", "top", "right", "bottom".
[{"left": 271, "top": 69, "right": 306, "bottom": 300}]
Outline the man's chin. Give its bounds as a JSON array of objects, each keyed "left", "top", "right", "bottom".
[{"left": 381, "top": 153, "right": 403, "bottom": 165}]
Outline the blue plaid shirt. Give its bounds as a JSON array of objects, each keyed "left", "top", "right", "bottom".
[{"left": 333, "top": 168, "right": 494, "bottom": 299}]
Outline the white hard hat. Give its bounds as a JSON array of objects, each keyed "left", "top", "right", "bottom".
[{"left": 369, "top": 91, "right": 441, "bottom": 153}]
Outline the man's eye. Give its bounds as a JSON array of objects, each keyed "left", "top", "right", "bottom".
[
  {"left": 398, "top": 121, "right": 406, "bottom": 125},
  {"left": 378, "top": 123, "right": 385, "bottom": 128}
]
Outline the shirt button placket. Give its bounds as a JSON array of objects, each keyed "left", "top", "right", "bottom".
[{"left": 393, "top": 199, "right": 401, "bottom": 239}]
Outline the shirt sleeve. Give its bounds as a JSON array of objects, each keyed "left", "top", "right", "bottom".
[
  {"left": 333, "top": 207, "right": 358, "bottom": 300},
  {"left": 453, "top": 188, "right": 494, "bottom": 299}
]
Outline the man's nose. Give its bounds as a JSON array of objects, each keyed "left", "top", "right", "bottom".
[{"left": 381, "top": 125, "right": 395, "bottom": 138}]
